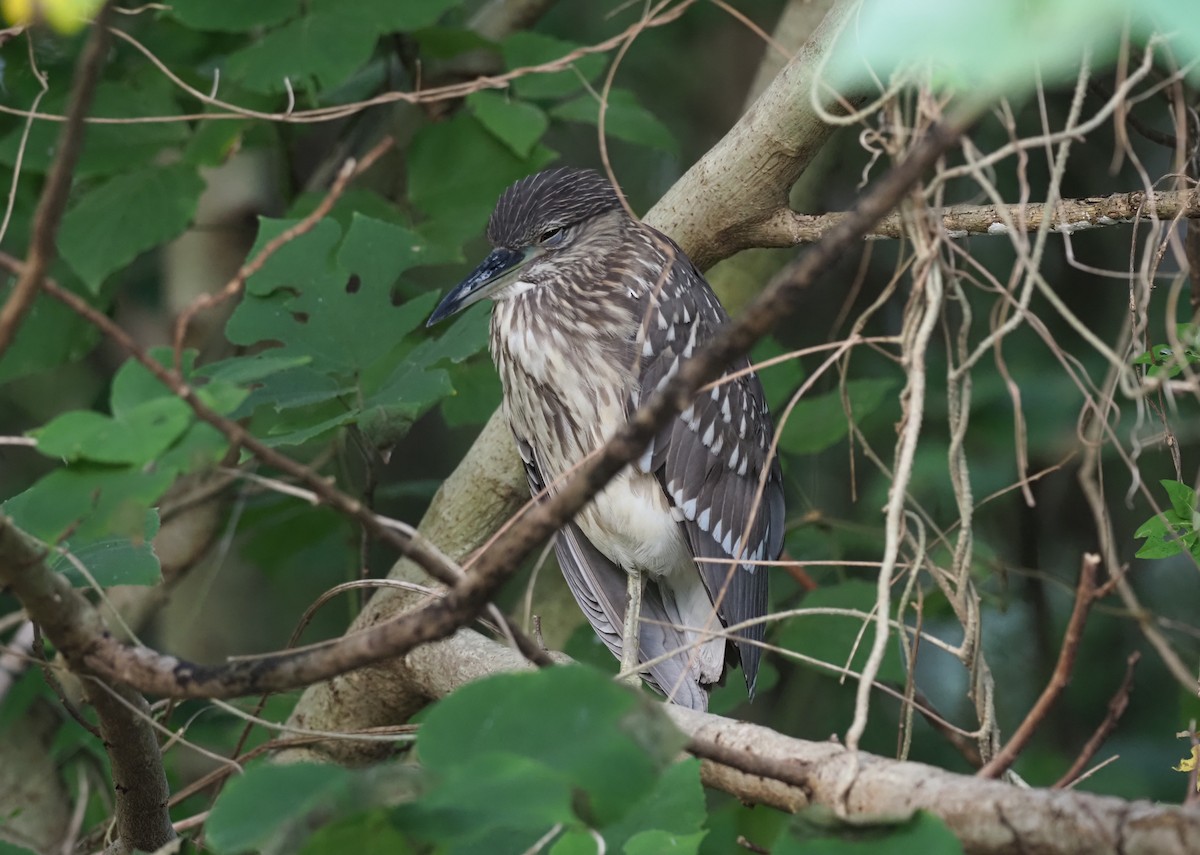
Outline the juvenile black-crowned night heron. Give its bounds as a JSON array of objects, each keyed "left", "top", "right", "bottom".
[{"left": 427, "top": 167, "right": 784, "bottom": 710}]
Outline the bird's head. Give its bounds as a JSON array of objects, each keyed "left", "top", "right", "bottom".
[{"left": 426, "top": 167, "right": 624, "bottom": 326}]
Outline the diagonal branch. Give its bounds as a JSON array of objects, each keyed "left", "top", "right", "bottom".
[{"left": 0, "top": 2, "right": 114, "bottom": 359}]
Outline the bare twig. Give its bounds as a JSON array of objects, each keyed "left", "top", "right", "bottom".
[
  {"left": 978, "top": 554, "right": 1102, "bottom": 779},
  {"left": 170, "top": 136, "right": 395, "bottom": 365},
  {"left": 1055, "top": 651, "right": 1141, "bottom": 788},
  {"left": 0, "top": 2, "right": 114, "bottom": 359}
]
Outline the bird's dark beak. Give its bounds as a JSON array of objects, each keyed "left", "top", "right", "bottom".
[{"left": 426, "top": 247, "right": 528, "bottom": 327}]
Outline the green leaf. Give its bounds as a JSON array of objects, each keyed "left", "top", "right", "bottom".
[
  {"left": 0, "top": 82, "right": 190, "bottom": 177},
  {"left": 551, "top": 88, "right": 678, "bottom": 154},
  {"left": 58, "top": 163, "right": 205, "bottom": 290},
  {"left": 168, "top": 0, "right": 299, "bottom": 31},
  {"left": 625, "top": 830, "right": 707, "bottom": 855},
  {"left": 407, "top": 113, "right": 557, "bottom": 241},
  {"left": 224, "top": 0, "right": 459, "bottom": 93},
  {"left": 49, "top": 511, "right": 162, "bottom": 587},
  {"left": 776, "top": 809, "right": 963, "bottom": 854},
  {"left": 828, "top": 0, "right": 1126, "bottom": 96},
  {"left": 0, "top": 842, "right": 41, "bottom": 855},
  {"left": 502, "top": 32, "right": 608, "bottom": 100},
  {"left": 31, "top": 397, "right": 191, "bottom": 466},
  {"left": 301, "top": 810, "right": 415, "bottom": 855},
  {"left": 207, "top": 763, "right": 354, "bottom": 854},
  {"left": 775, "top": 580, "right": 907, "bottom": 684},
  {"left": 1161, "top": 479, "right": 1197, "bottom": 521},
  {"left": 468, "top": 91, "right": 551, "bottom": 158},
  {"left": 0, "top": 284, "right": 98, "bottom": 384},
  {"left": 3, "top": 468, "right": 165, "bottom": 587},
  {"left": 779, "top": 378, "right": 897, "bottom": 455},
  {"left": 602, "top": 759, "right": 706, "bottom": 850},
  {"left": 418, "top": 666, "right": 687, "bottom": 827}
]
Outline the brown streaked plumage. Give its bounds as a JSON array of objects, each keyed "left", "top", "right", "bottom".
[{"left": 426, "top": 167, "right": 785, "bottom": 710}]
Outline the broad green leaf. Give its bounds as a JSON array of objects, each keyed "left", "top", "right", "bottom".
[
  {"left": 828, "top": 0, "right": 1126, "bottom": 96},
  {"left": 408, "top": 113, "right": 557, "bottom": 241},
  {"left": 775, "top": 580, "right": 907, "bottom": 684},
  {"left": 502, "top": 32, "right": 608, "bottom": 100},
  {"left": 58, "top": 163, "right": 205, "bottom": 290},
  {"left": 625, "top": 830, "right": 707, "bottom": 855},
  {"left": 337, "top": 214, "right": 436, "bottom": 301},
  {"left": 0, "top": 82, "right": 189, "bottom": 177},
  {"left": 227, "top": 217, "right": 419, "bottom": 372},
  {"left": 602, "top": 759, "right": 706, "bottom": 850},
  {"left": 3, "top": 466, "right": 171, "bottom": 546},
  {"left": 50, "top": 511, "right": 162, "bottom": 587},
  {"left": 779, "top": 378, "right": 897, "bottom": 456},
  {"left": 0, "top": 284, "right": 98, "bottom": 384},
  {"left": 223, "top": 0, "right": 459, "bottom": 93},
  {"left": 31, "top": 397, "right": 191, "bottom": 466},
  {"left": 468, "top": 91, "right": 550, "bottom": 158},
  {"left": 207, "top": 763, "right": 354, "bottom": 854},
  {"left": 418, "top": 666, "right": 687, "bottom": 826},
  {"left": 551, "top": 88, "right": 678, "bottom": 155},
  {"left": 393, "top": 754, "right": 575, "bottom": 851},
  {"left": 1161, "top": 479, "right": 1197, "bottom": 520},
  {"left": 301, "top": 810, "right": 414, "bottom": 855},
  {"left": 168, "top": 0, "right": 298, "bottom": 31},
  {"left": 776, "top": 810, "right": 962, "bottom": 854},
  {"left": 3, "top": 467, "right": 167, "bottom": 587}
]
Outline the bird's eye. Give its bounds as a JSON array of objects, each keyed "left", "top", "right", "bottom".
[{"left": 538, "top": 227, "right": 566, "bottom": 246}]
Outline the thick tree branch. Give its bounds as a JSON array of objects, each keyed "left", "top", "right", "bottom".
[
  {"left": 757, "top": 188, "right": 1200, "bottom": 245},
  {"left": 0, "top": 517, "right": 174, "bottom": 853},
  {"left": 0, "top": 2, "right": 113, "bottom": 359}
]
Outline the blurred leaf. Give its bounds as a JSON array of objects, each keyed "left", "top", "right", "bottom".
[
  {"left": 0, "top": 0, "right": 104, "bottom": 33},
  {"left": 207, "top": 763, "right": 354, "bottom": 854},
  {"left": 502, "top": 32, "right": 608, "bottom": 100},
  {"left": 58, "top": 163, "right": 205, "bottom": 290},
  {"left": 224, "top": 0, "right": 459, "bottom": 93},
  {"left": 1161, "top": 479, "right": 1197, "bottom": 520},
  {"left": 0, "top": 83, "right": 189, "bottom": 177},
  {"left": 625, "top": 830, "right": 707, "bottom": 855},
  {"left": 301, "top": 810, "right": 414, "bottom": 855},
  {"left": 413, "top": 665, "right": 689, "bottom": 842},
  {"left": 776, "top": 810, "right": 962, "bottom": 854},
  {"left": 775, "top": 580, "right": 907, "bottom": 684},
  {"left": 468, "top": 90, "right": 550, "bottom": 158},
  {"left": 828, "top": 0, "right": 1126, "bottom": 96},
  {"left": 779, "top": 378, "right": 896, "bottom": 455},
  {"left": 551, "top": 88, "right": 678, "bottom": 155},
  {"left": 408, "top": 113, "right": 557, "bottom": 242},
  {"left": 167, "top": 0, "right": 298, "bottom": 31},
  {"left": 602, "top": 758, "right": 706, "bottom": 850},
  {"left": 0, "top": 286, "right": 98, "bottom": 384},
  {"left": 49, "top": 511, "right": 161, "bottom": 587}
]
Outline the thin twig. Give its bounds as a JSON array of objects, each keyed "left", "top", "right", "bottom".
[
  {"left": 1054, "top": 651, "right": 1141, "bottom": 788},
  {"left": 978, "top": 554, "right": 1102, "bottom": 779}
]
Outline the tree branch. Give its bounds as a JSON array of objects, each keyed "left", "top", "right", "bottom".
[
  {"left": 0, "top": 1, "right": 114, "bottom": 359},
  {"left": 754, "top": 188, "right": 1200, "bottom": 245},
  {"left": 1054, "top": 651, "right": 1141, "bottom": 789},
  {"left": 0, "top": 517, "right": 174, "bottom": 853}
]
